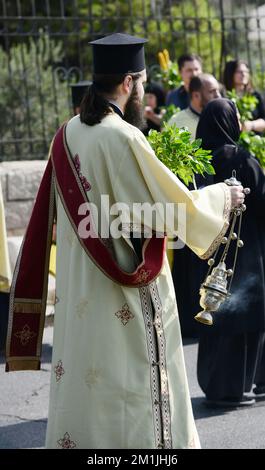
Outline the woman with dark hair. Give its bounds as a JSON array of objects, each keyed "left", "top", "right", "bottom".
[
  {"left": 143, "top": 81, "right": 166, "bottom": 135},
  {"left": 223, "top": 59, "right": 265, "bottom": 133},
  {"left": 196, "top": 98, "right": 265, "bottom": 407}
]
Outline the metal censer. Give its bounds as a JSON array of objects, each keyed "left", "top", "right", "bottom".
[{"left": 194, "top": 171, "right": 250, "bottom": 326}]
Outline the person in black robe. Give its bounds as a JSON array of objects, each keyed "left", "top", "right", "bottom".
[
  {"left": 70, "top": 80, "right": 92, "bottom": 115},
  {"left": 172, "top": 238, "right": 207, "bottom": 338},
  {"left": 195, "top": 98, "right": 265, "bottom": 406},
  {"left": 254, "top": 335, "right": 265, "bottom": 395}
]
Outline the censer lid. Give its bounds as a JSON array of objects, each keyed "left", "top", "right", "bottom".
[
  {"left": 204, "top": 261, "right": 228, "bottom": 294},
  {"left": 224, "top": 170, "right": 241, "bottom": 186}
]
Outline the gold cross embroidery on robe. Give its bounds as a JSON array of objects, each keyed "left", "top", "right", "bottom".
[
  {"left": 57, "top": 432, "right": 76, "bottom": 449},
  {"left": 54, "top": 359, "right": 65, "bottom": 382},
  {"left": 134, "top": 269, "right": 152, "bottom": 284},
  {"left": 115, "top": 303, "right": 134, "bottom": 326},
  {"left": 85, "top": 368, "right": 102, "bottom": 388},
  {"left": 14, "top": 324, "right": 36, "bottom": 346}
]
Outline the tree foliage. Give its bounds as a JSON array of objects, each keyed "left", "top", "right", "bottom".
[
  {"left": 239, "top": 132, "right": 265, "bottom": 169},
  {"left": 0, "top": 33, "right": 70, "bottom": 160},
  {"left": 227, "top": 90, "right": 265, "bottom": 169},
  {"left": 1, "top": 1, "right": 222, "bottom": 74},
  {"left": 227, "top": 90, "right": 259, "bottom": 122}
]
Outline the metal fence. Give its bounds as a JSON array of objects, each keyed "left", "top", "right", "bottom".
[{"left": 1, "top": 0, "right": 265, "bottom": 160}]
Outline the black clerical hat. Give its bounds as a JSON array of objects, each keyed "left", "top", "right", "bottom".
[
  {"left": 89, "top": 33, "right": 148, "bottom": 74},
  {"left": 70, "top": 80, "right": 92, "bottom": 107}
]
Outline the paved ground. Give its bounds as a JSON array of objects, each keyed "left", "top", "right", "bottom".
[
  {"left": 184, "top": 338, "right": 265, "bottom": 449},
  {"left": 0, "top": 326, "right": 265, "bottom": 449}
]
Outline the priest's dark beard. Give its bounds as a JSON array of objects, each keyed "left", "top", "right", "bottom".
[{"left": 123, "top": 84, "right": 146, "bottom": 130}]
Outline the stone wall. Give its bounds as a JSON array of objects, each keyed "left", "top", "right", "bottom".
[
  {"left": 0, "top": 160, "right": 47, "bottom": 234},
  {"left": 0, "top": 160, "right": 55, "bottom": 309}
]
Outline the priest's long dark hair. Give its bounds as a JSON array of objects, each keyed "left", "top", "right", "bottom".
[{"left": 80, "top": 72, "right": 141, "bottom": 125}]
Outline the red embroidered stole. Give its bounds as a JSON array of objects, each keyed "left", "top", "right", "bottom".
[{"left": 6, "top": 124, "right": 166, "bottom": 371}]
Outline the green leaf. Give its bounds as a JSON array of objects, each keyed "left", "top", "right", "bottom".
[
  {"left": 227, "top": 90, "right": 258, "bottom": 122},
  {"left": 148, "top": 124, "right": 215, "bottom": 186},
  {"left": 239, "top": 131, "right": 265, "bottom": 168}
]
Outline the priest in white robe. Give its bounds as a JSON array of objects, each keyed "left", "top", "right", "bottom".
[{"left": 6, "top": 33, "right": 245, "bottom": 449}]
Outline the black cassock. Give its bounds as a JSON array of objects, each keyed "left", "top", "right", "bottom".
[
  {"left": 172, "top": 244, "right": 206, "bottom": 338},
  {"left": 197, "top": 144, "right": 265, "bottom": 400},
  {"left": 173, "top": 142, "right": 265, "bottom": 399},
  {"left": 172, "top": 173, "right": 211, "bottom": 339}
]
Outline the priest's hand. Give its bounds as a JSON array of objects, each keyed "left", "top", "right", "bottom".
[{"left": 230, "top": 185, "right": 245, "bottom": 208}]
